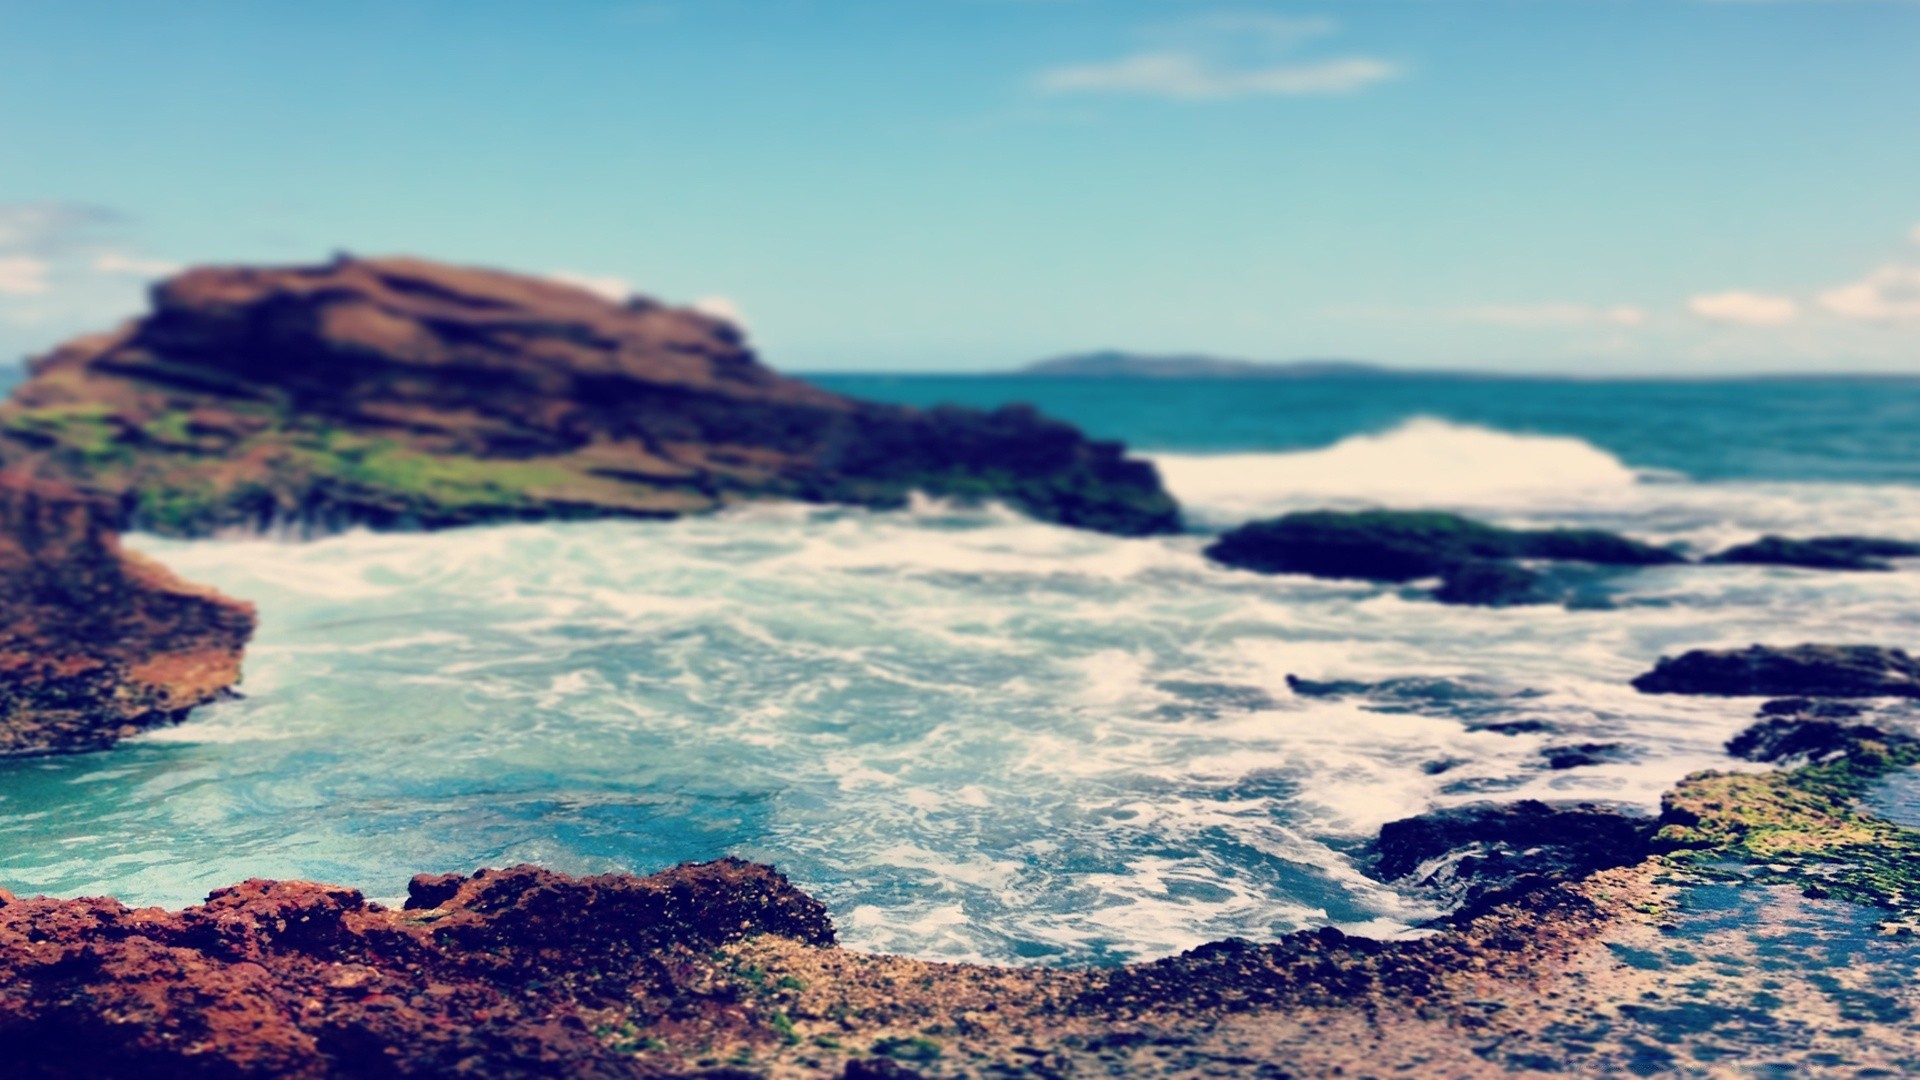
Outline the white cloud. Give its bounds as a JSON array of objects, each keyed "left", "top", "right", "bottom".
[
  {"left": 0, "top": 203, "right": 122, "bottom": 254},
  {"left": 0, "top": 256, "right": 50, "bottom": 296},
  {"left": 1035, "top": 16, "right": 1398, "bottom": 101},
  {"left": 1911, "top": 222, "right": 1920, "bottom": 245},
  {"left": 1038, "top": 53, "right": 1397, "bottom": 99},
  {"left": 691, "top": 295, "right": 747, "bottom": 327},
  {"left": 1818, "top": 265, "right": 1920, "bottom": 321},
  {"left": 1450, "top": 303, "right": 1646, "bottom": 327},
  {"left": 93, "top": 251, "right": 181, "bottom": 278},
  {"left": 1687, "top": 290, "right": 1799, "bottom": 326},
  {"left": 548, "top": 271, "right": 632, "bottom": 302}
]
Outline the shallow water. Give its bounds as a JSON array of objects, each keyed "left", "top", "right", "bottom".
[{"left": 5, "top": 377, "right": 1920, "bottom": 964}]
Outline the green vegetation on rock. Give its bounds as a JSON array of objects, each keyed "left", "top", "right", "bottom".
[{"left": 1658, "top": 737, "right": 1920, "bottom": 921}]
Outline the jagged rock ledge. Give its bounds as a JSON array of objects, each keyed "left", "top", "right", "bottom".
[
  {"left": 16, "top": 716, "right": 1920, "bottom": 1078},
  {"left": 0, "top": 256, "right": 1179, "bottom": 539},
  {"left": 0, "top": 473, "right": 254, "bottom": 755}
]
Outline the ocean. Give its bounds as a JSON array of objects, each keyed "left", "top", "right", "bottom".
[{"left": 4, "top": 372, "right": 1920, "bottom": 964}]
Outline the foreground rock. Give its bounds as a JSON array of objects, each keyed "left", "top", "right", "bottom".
[
  {"left": 0, "top": 256, "right": 1178, "bottom": 538},
  {"left": 0, "top": 473, "right": 254, "bottom": 755},
  {"left": 13, "top": 759, "right": 1920, "bottom": 1077},
  {"left": 1708, "top": 535, "right": 1920, "bottom": 572},
  {"left": 1204, "top": 509, "right": 1680, "bottom": 606},
  {"left": 1633, "top": 644, "right": 1920, "bottom": 698}
]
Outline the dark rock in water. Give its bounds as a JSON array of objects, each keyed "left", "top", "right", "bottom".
[
  {"left": 1433, "top": 560, "right": 1552, "bottom": 607},
  {"left": 1726, "top": 715, "right": 1912, "bottom": 765},
  {"left": 1707, "top": 535, "right": 1920, "bottom": 572},
  {"left": 1473, "top": 718, "right": 1557, "bottom": 735},
  {"left": 1206, "top": 510, "right": 1680, "bottom": 607},
  {"left": 1203, "top": 510, "right": 1682, "bottom": 584},
  {"left": 1286, "top": 674, "right": 1494, "bottom": 700},
  {"left": 1757, "top": 697, "right": 1866, "bottom": 719},
  {"left": 1632, "top": 645, "right": 1920, "bottom": 698},
  {"left": 1543, "top": 743, "right": 1625, "bottom": 770},
  {"left": 0, "top": 256, "right": 1178, "bottom": 537},
  {"left": 1286, "top": 673, "right": 1546, "bottom": 728},
  {"left": 1368, "top": 801, "right": 1653, "bottom": 922},
  {"left": 0, "top": 473, "right": 255, "bottom": 755}
]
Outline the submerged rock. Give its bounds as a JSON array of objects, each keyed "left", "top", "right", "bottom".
[
  {"left": 0, "top": 474, "right": 255, "bottom": 755},
  {"left": 1367, "top": 800, "right": 1654, "bottom": 922},
  {"left": 1707, "top": 535, "right": 1920, "bottom": 572},
  {"left": 1633, "top": 644, "right": 1920, "bottom": 698},
  {"left": 0, "top": 256, "right": 1178, "bottom": 538}
]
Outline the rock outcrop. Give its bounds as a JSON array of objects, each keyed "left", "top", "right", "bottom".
[
  {"left": 0, "top": 473, "right": 254, "bottom": 755},
  {"left": 1204, "top": 509, "right": 1680, "bottom": 606},
  {"left": 1707, "top": 535, "right": 1920, "bottom": 572},
  {"left": 0, "top": 256, "right": 1179, "bottom": 538},
  {"left": 1632, "top": 644, "right": 1920, "bottom": 699},
  {"left": 1367, "top": 800, "right": 1654, "bottom": 922},
  {"left": 0, "top": 858, "right": 831, "bottom": 1078}
]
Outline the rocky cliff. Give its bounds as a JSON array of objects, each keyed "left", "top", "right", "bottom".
[
  {"left": 0, "top": 473, "right": 254, "bottom": 755},
  {"left": 0, "top": 256, "right": 1179, "bottom": 537}
]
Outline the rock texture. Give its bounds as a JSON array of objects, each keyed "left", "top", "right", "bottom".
[
  {"left": 0, "top": 256, "right": 1178, "bottom": 538},
  {"left": 1204, "top": 509, "right": 1680, "bottom": 607},
  {"left": 0, "top": 858, "right": 831, "bottom": 1078},
  {"left": 1707, "top": 535, "right": 1920, "bottom": 572},
  {"left": 1368, "top": 800, "right": 1654, "bottom": 922},
  {"left": 1633, "top": 644, "right": 1920, "bottom": 698},
  {"left": 0, "top": 473, "right": 254, "bottom": 755}
]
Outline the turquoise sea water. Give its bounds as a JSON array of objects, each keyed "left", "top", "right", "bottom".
[{"left": 4, "top": 372, "right": 1920, "bottom": 963}]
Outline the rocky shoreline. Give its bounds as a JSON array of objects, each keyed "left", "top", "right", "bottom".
[
  {"left": 7, "top": 708, "right": 1920, "bottom": 1077},
  {"left": 6, "top": 257, "right": 1920, "bottom": 1075},
  {"left": 0, "top": 473, "right": 253, "bottom": 755}
]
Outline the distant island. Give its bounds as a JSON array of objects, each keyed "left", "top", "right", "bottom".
[{"left": 1019, "top": 351, "right": 1391, "bottom": 379}]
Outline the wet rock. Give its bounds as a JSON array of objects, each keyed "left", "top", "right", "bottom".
[
  {"left": 1203, "top": 509, "right": 1682, "bottom": 584},
  {"left": 1726, "top": 714, "right": 1916, "bottom": 765},
  {"left": 0, "top": 256, "right": 1178, "bottom": 538},
  {"left": 1632, "top": 645, "right": 1920, "bottom": 698},
  {"left": 1368, "top": 801, "right": 1654, "bottom": 922},
  {"left": 0, "top": 473, "right": 255, "bottom": 755},
  {"left": 1433, "top": 560, "right": 1552, "bottom": 607},
  {"left": 1543, "top": 742, "right": 1625, "bottom": 770},
  {"left": 1757, "top": 697, "right": 1866, "bottom": 719},
  {"left": 1706, "top": 535, "right": 1920, "bottom": 572}
]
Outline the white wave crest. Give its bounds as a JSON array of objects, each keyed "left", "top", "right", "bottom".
[{"left": 1153, "top": 418, "right": 1643, "bottom": 524}]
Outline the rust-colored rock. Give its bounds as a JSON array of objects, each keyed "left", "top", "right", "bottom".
[
  {"left": 0, "top": 472, "right": 254, "bottom": 755},
  {"left": 0, "top": 256, "right": 1179, "bottom": 537},
  {"left": 0, "top": 859, "right": 832, "bottom": 1078}
]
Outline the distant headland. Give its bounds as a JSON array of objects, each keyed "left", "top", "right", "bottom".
[{"left": 1018, "top": 351, "right": 1394, "bottom": 379}]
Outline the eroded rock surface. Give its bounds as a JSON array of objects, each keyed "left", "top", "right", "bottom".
[
  {"left": 1368, "top": 800, "right": 1654, "bottom": 922},
  {"left": 0, "top": 256, "right": 1178, "bottom": 538},
  {"left": 1707, "top": 535, "right": 1920, "bottom": 572},
  {"left": 1633, "top": 644, "right": 1920, "bottom": 698},
  {"left": 0, "top": 473, "right": 254, "bottom": 755}
]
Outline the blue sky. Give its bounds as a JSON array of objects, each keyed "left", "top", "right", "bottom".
[{"left": 1, "top": 0, "right": 1917, "bottom": 373}]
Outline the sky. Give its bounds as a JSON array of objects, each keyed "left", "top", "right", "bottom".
[{"left": 1, "top": 0, "right": 1917, "bottom": 375}]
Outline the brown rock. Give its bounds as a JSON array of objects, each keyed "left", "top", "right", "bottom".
[
  {"left": 0, "top": 858, "right": 832, "bottom": 1078},
  {"left": 0, "top": 472, "right": 255, "bottom": 755},
  {"left": 1, "top": 256, "right": 1179, "bottom": 537}
]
